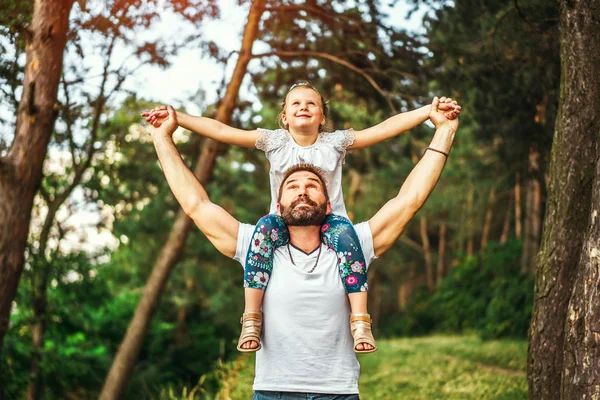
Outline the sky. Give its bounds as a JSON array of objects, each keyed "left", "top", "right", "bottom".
[{"left": 127, "top": 0, "right": 425, "bottom": 112}]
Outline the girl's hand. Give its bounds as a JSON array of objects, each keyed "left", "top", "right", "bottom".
[
  {"left": 148, "top": 105, "right": 178, "bottom": 138},
  {"left": 435, "top": 96, "right": 461, "bottom": 120},
  {"left": 141, "top": 105, "right": 169, "bottom": 128},
  {"left": 430, "top": 97, "right": 459, "bottom": 130}
]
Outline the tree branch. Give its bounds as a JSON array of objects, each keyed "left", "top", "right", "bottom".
[
  {"left": 400, "top": 235, "right": 424, "bottom": 254},
  {"left": 265, "top": 5, "right": 361, "bottom": 26},
  {"left": 252, "top": 50, "right": 397, "bottom": 113}
]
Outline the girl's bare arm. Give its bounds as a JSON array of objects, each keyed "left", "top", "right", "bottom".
[
  {"left": 348, "top": 97, "right": 460, "bottom": 150},
  {"left": 142, "top": 106, "right": 260, "bottom": 148}
]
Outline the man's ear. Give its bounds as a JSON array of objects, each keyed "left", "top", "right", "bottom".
[
  {"left": 326, "top": 201, "right": 332, "bottom": 215},
  {"left": 276, "top": 203, "right": 281, "bottom": 215}
]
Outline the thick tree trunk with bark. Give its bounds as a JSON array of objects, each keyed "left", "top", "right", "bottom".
[
  {"left": 558, "top": 1, "right": 600, "bottom": 396},
  {"left": 562, "top": 152, "right": 600, "bottom": 397},
  {"left": 98, "top": 1, "right": 267, "bottom": 398},
  {"left": 0, "top": 0, "right": 74, "bottom": 354},
  {"left": 527, "top": 0, "right": 600, "bottom": 398}
]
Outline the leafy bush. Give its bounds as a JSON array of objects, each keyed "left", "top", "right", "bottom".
[
  {"left": 380, "top": 240, "right": 534, "bottom": 340},
  {"left": 434, "top": 240, "right": 533, "bottom": 339}
]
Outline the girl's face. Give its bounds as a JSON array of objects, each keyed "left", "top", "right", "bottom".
[{"left": 281, "top": 87, "right": 326, "bottom": 132}]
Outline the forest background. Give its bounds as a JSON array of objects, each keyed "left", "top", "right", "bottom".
[{"left": 0, "top": 0, "right": 583, "bottom": 398}]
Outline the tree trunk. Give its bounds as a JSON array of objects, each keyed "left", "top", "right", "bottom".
[
  {"left": 27, "top": 203, "right": 59, "bottom": 400},
  {"left": 527, "top": 0, "right": 600, "bottom": 398},
  {"left": 436, "top": 223, "right": 446, "bottom": 285},
  {"left": 397, "top": 262, "right": 425, "bottom": 310},
  {"left": 499, "top": 191, "right": 513, "bottom": 244},
  {"left": 559, "top": 1, "right": 600, "bottom": 396},
  {"left": 562, "top": 155, "right": 600, "bottom": 396},
  {"left": 420, "top": 216, "right": 434, "bottom": 290},
  {"left": 174, "top": 277, "right": 195, "bottom": 347},
  {"left": 98, "top": 1, "right": 266, "bottom": 398},
  {"left": 521, "top": 151, "right": 542, "bottom": 273},
  {"left": 514, "top": 172, "right": 522, "bottom": 239},
  {"left": 0, "top": 0, "right": 74, "bottom": 355},
  {"left": 27, "top": 42, "right": 113, "bottom": 399},
  {"left": 480, "top": 186, "right": 496, "bottom": 254},
  {"left": 466, "top": 186, "right": 474, "bottom": 256}
]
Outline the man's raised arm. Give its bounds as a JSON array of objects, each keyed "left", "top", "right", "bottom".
[
  {"left": 368, "top": 97, "right": 458, "bottom": 256},
  {"left": 149, "top": 106, "right": 240, "bottom": 258}
]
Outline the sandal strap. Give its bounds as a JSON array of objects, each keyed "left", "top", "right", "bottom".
[
  {"left": 240, "top": 310, "right": 263, "bottom": 322},
  {"left": 237, "top": 311, "right": 263, "bottom": 350},
  {"left": 350, "top": 313, "right": 372, "bottom": 324},
  {"left": 349, "top": 313, "right": 377, "bottom": 353}
]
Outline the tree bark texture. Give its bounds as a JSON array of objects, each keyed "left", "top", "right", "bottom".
[
  {"left": 0, "top": 0, "right": 74, "bottom": 354},
  {"left": 98, "top": 1, "right": 267, "bottom": 398},
  {"left": 558, "top": 0, "right": 600, "bottom": 396},
  {"left": 562, "top": 146, "right": 600, "bottom": 397},
  {"left": 527, "top": 0, "right": 600, "bottom": 398}
]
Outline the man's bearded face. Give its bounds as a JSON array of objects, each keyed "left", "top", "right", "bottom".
[{"left": 279, "top": 194, "right": 327, "bottom": 226}]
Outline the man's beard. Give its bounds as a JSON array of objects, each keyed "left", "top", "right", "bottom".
[{"left": 280, "top": 196, "right": 327, "bottom": 226}]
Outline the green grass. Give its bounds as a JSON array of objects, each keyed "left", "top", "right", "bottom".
[{"left": 214, "top": 335, "right": 527, "bottom": 400}]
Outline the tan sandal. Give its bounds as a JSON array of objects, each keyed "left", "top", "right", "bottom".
[
  {"left": 237, "top": 311, "right": 263, "bottom": 352},
  {"left": 350, "top": 313, "right": 377, "bottom": 353}
]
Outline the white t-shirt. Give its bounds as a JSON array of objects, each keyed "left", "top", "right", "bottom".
[
  {"left": 256, "top": 128, "right": 355, "bottom": 218},
  {"left": 234, "top": 221, "right": 376, "bottom": 394}
]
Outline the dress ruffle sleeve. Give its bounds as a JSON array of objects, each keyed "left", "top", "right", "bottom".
[
  {"left": 255, "top": 128, "right": 289, "bottom": 153},
  {"left": 319, "top": 128, "right": 355, "bottom": 158}
]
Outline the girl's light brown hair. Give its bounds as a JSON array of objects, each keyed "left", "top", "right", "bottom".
[{"left": 278, "top": 81, "right": 329, "bottom": 133}]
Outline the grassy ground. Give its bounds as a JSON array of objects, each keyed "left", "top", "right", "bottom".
[{"left": 213, "top": 335, "right": 527, "bottom": 400}]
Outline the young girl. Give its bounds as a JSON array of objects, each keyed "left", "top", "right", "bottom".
[{"left": 142, "top": 82, "right": 460, "bottom": 354}]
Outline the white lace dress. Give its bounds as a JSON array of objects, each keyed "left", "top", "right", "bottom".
[{"left": 256, "top": 128, "right": 355, "bottom": 218}]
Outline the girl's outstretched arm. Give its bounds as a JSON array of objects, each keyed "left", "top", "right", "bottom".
[
  {"left": 348, "top": 97, "right": 460, "bottom": 150},
  {"left": 142, "top": 106, "right": 260, "bottom": 148}
]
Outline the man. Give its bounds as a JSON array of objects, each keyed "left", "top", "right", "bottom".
[{"left": 149, "top": 102, "right": 458, "bottom": 399}]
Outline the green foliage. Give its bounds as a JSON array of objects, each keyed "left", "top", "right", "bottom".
[
  {"left": 381, "top": 241, "right": 533, "bottom": 340},
  {"left": 433, "top": 240, "right": 533, "bottom": 339}
]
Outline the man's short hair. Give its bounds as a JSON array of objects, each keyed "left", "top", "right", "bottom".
[{"left": 278, "top": 164, "right": 329, "bottom": 202}]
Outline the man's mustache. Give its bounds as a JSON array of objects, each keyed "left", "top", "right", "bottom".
[
  {"left": 290, "top": 197, "right": 319, "bottom": 209},
  {"left": 290, "top": 197, "right": 319, "bottom": 208}
]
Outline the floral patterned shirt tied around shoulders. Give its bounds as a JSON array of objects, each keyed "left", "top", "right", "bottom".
[{"left": 255, "top": 128, "right": 355, "bottom": 219}]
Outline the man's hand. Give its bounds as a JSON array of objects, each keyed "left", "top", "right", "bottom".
[
  {"left": 430, "top": 97, "right": 459, "bottom": 131},
  {"left": 147, "top": 105, "right": 178, "bottom": 137},
  {"left": 141, "top": 105, "right": 170, "bottom": 128}
]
